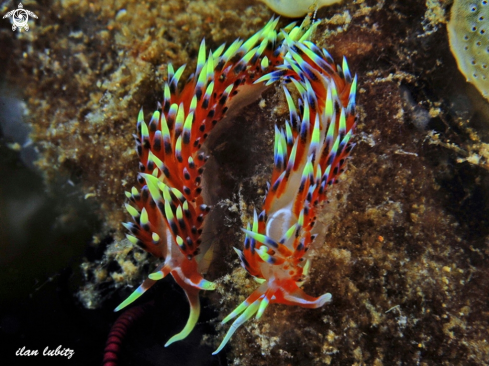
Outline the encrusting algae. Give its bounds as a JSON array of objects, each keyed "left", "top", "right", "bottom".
[{"left": 3, "top": 0, "right": 489, "bottom": 364}]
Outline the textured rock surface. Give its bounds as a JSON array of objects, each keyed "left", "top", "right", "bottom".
[
  {"left": 2, "top": 0, "right": 489, "bottom": 365},
  {"left": 2, "top": 0, "right": 272, "bottom": 232},
  {"left": 208, "top": 1, "right": 489, "bottom": 364}
]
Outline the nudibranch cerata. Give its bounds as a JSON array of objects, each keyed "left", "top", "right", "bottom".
[
  {"left": 116, "top": 16, "right": 357, "bottom": 353},
  {"left": 212, "top": 20, "right": 357, "bottom": 354}
]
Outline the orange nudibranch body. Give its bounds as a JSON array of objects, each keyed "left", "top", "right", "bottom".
[
  {"left": 213, "top": 22, "right": 357, "bottom": 354},
  {"left": 116, "top": 16, "right": 357, "bottom": 352}
]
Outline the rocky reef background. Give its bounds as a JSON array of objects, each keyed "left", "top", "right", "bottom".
[{"left": 1, "top": 0, "right": 489, "bottom": 365}]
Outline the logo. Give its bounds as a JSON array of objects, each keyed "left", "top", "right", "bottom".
[{"left": 3, "top": 3, "right": 38, "bottom": 32}]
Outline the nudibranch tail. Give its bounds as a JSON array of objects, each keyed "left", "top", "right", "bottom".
[
  {"left": 118, "top": 17, "right": 329, "bottom": 346},
  {"left": 164, "top": 284, "right": 200, "bottom": 347},
  {"left": 213, "top": 19, "right": 357, "bottom": 354}
]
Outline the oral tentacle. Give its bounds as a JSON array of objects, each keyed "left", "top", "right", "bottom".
[
  {"left": 212, "top": 297, "right": 262, "bottom": 355},
  {"left": 114, "top": 278, "right": 158, "bottom": 312}
]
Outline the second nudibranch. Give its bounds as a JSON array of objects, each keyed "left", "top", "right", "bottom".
[{"left": 213, "top": 23, "right": 357, "bottom": 354}]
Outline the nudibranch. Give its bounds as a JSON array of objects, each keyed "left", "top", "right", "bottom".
[
  {"left": 116, "top": 16, "right": 356, "bottom": 352},
  {"left": 212, "top": 21, "right": 357, "bottom": 354}
]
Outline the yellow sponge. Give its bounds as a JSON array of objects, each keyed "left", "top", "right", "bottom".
[
  {"left": 448, "top": 0, "right": 489, "bottom": 100},
  {"left": 259, "top": 0, "right": 342, "bottom": 17}
]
